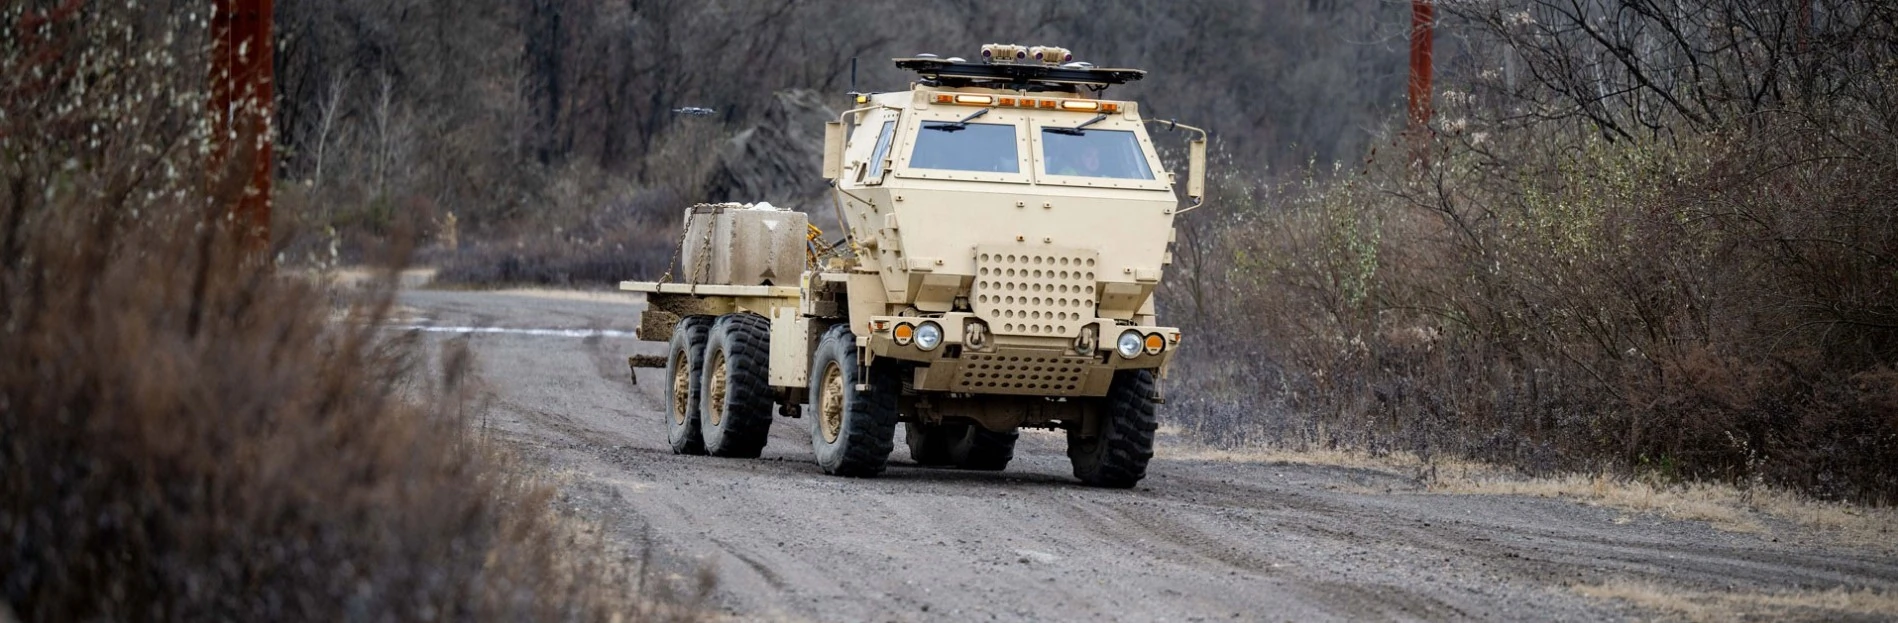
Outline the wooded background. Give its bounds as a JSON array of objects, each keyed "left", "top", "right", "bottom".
[{"left": 270, "top": 1, "right": 1417, "bottom": 265}]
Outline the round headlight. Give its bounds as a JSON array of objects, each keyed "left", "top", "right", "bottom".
[
  {"left": 915, "top": 322, "right": 944, "bottom": 351},
  {"left": 1116, "top": 330, "right": 1143, "bottom": 359}
]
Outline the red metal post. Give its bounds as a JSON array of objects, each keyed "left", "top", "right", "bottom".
[
  {"left": 1798, "top": 0, "right": 1812, "bottom": 54},
  {"left": 1407, "top": 0, "right": 1435, "bottom": 167},
  {"left": 1407, "top": 0, "right": 1435, "bottom": 130},
  {"left": 210, "top": 0, "right": 274, "bottom": 254}
]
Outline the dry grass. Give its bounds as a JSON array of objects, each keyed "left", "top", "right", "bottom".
[
  {"left": 1163, "top": 437, "right": 1898, "bottom": 550},
  {"left": 1439, "top": 472, "right": 1898, "bottom": 550},
  {"left": 1575, "top": 580, "right": 1898, "bottom": 623},
  {"left": 0, "top": 4, "right": 707, "bottom": 619}
]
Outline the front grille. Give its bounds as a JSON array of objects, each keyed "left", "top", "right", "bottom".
[
  {"left": 971, "top": 245, "right": 1098, "bottom": 337},
  {"left": 951, "top": 352, "right": 1093, "bottom": 396}
]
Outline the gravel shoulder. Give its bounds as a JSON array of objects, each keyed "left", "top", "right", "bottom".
[{"left": 396, "top": 288, "right": 1898, "bottom": 622}]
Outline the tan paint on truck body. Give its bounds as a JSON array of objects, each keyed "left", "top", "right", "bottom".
[{"left": 623, "top": 52, "right": 1199, "bottom": 430}]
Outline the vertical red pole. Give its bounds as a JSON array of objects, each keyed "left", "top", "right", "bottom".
[
  {"left": 211, "top": 0, "right": 273, "bottom": 255},
  {"left": 1798, "top": 0, "right": 1812, "bottom": 54},
  {"left": 1408, "top": 0, "right": 1435, "bottom": 166}
]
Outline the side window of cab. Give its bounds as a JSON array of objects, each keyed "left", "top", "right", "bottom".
[{"left": 862, "top": 120, "right": 897, "bottom": 184}]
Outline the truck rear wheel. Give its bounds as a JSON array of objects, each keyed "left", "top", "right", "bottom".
[
  {"left": 699, "top": 313, "right": 773, "bottom": 458},
  {"left": 664, "top": 315, "right": 715, "bottom": 455},
  {"left": 952, "top": 426, "right": 1017, "bottom": 471},
  {"left": 904, "top": 422, "right": 964, "bottom": 466},
  {"left": 809, "top": 325, "right": 898, "bottom": 477},
  {"left": 1068, "top": 369, "right": 1158, "bottom": 488}
]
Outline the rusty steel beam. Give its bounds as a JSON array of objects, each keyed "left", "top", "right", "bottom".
[
  {"left": 1407, "top": 0, "right": 1434, "bottom": 130},
  {"left": 210, "top": 0, "right": 274, "bottom": 254},
  {"left": 1407, "top": 0, "right": 1435, "bottom": 167}
]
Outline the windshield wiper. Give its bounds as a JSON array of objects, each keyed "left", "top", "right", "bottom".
[
  {"left": 924, "top": 107, "right": 989, "bottom": 132},
  {"left": 1046, "top": 113, "right": 1108, "bottom": 136}
]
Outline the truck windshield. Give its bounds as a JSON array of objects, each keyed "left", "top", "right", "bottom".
[
  {"left": 1041, "top": 129, "right": 1154, "bottom": 180},
  {"left": 909, "top": 122, "right": 1019, "bottom": 173}
]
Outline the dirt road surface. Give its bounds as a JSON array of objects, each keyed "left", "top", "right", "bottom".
[{"left": 394, "top": 288, "right": 1897, "bottom": 622}]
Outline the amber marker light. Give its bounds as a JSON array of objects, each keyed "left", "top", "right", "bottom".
[
  {"left": 893, "top": 323, "right": 915, "bottom": 346},
  {"left": 1143, "top": 333, "right": 1166, "bottom": 356}
]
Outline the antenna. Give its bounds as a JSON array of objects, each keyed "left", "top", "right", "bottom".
[{"left": 849, "top": 57, "right": 858, "bottom": 94}]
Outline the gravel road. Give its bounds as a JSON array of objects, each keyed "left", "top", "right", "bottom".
[{"left": 395, "top": 288, "right": 1897, "bottom": 622}]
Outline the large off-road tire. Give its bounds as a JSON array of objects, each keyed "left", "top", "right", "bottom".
[
  {"left": 809, "top": 325, "right": 899, "bottom": 477},
  {"left": 1068, "top": 369, "right": 1158, "bottom": 488},
  {"left": 698, "top": 313, "right": 774, "bottom": 458},
  {"left": 664, "top": 315, "right": 715, "bottom": 455},
  {"left": 952, "top": 425, "right": 1018, "bottom": 471},
  {"left": 904, "top": 421, "right": 964, "bottom": 466}
]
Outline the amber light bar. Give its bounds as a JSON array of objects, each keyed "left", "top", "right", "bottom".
[{"left": 932, "top": 93, "right": 1121, "bottom": 113}]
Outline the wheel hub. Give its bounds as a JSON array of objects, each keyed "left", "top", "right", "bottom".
[
  {"left": 670, "top": 349, "right": 689, "bottom": 425},
  {"left": 706, "top": 351, "right": 728, "bottom": 426},
  {"left": 820, "top": 363, "right": 844, "bottom": 443}
]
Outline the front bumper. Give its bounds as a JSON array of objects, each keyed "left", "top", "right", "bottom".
[{"left": 864, "top": 312, "right": 1177, "bottom": 397}]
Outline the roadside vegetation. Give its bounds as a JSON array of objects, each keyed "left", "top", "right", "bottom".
[
  {"left": 0, "top": 3, "right": 703, "bottom": 620},
  {"left": 1164, "top": 0, "right": 1898, "bottom": 505}
]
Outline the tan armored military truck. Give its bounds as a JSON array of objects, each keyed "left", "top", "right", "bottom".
[{"left": 623, "top": 44, "right": 1206, "bottom": 488}]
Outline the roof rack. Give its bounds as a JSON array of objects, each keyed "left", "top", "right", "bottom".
[{"left": 894, "top": 57, "right": 1145, "bottom": 93}]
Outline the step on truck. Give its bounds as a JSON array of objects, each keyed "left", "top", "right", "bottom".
[{"left": 623, "top": 44, "right": 1207, "bottom": 488}]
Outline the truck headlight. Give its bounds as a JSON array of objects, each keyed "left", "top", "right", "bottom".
[
  {"left": 1116, "top": 330, "right": 1143, "bottom": 359},
  {"left": 915, "top": 321, "right": 944, "bottom": 351}
]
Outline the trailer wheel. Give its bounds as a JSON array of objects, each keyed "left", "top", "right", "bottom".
[
  {"left": 698, "top": 313, "right": 774, "bottom": 458},
  {"left": 664, "top": 315, "right": 715, "bottom": 455},
  {"left": 1068, "top": 369, "right": 1158, "bottom": 488},
  {"left": 904, "top": 422, "right": 965, "bottom": 466},
  {"left": 952, "top": 425, "right": 1018, "bottom": 471},
  {"left": 809, "top": 325, "right": 898, "bottom": 477}
]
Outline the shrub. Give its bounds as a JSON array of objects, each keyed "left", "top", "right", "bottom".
[
  {"left": 1162, "top": 8, "right": 1898, "bottom": 502},
  {"left": 0, "top": 4, "right": 701, "bottom": 619}
]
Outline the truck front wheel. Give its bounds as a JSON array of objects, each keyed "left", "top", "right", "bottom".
[
  {"left": 1068, "top": 369, "right": 1158, "bottom": 488},
  {"left": 809, "top": 325, "right": 898, "bottom": 477},
  {"left": 699, "top": 313, "right": 774, "bottom": 458},
  {"left": 664, "top": 315, "right": 715, "bottom": 455}
]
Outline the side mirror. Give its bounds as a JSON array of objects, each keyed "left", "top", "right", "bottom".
[
  {"left": 1146, "top": 120, "right": 1210, "bottom": 214},
  {"left": 822, "top": 121, "right": 845, "bottom": 180},
  {"left": 1187, "top": 136, "right": 1206, "bottom": 201}
]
